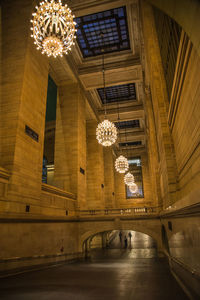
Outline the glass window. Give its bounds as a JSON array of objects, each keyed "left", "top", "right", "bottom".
[{"left": 126, "top": 157, "right": 144, "bottom": 198}]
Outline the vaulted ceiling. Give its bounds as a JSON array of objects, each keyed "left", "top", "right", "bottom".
[{"left": 49, "top": 0, "right": 146, "bottom": 157}]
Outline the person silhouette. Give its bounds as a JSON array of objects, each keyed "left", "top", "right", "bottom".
[
  {"left": 119, "top": 231, "right": 122, "bottom": 243},
  {"left": 128, "top": 232, "right": 132, "bottom": 248},
  {"left": 124, "top": 236, "right": 128, "bottom": 248}
]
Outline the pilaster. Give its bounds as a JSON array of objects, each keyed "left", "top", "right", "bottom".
[
  {"left": 54, "top": 83, "right": 86, "bottom": 209},
  {"left": 103, "top": 148, "right": 115, "bottom": 209},
  {"left": 86, "top": 120, "right": 105, "bottom": 209},
  {"left": 0, "top": 0, "right": 49, "bottom": 205},
  {"left": 141, "top": 0, "right": 178, "bottom": 208}
]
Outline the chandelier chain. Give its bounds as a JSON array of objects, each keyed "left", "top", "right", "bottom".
[{"left": 101, "top": 36, "right": 107, "bottom": 116}]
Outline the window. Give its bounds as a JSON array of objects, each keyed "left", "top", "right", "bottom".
[
  {"left": 75, "top": 6, "right": 130, "bottom": 58},
  {"left": 126, "top": 157, "right": 144, "bottom": 198},
  {"left": 97, "top": 83, "right": 136, "bottom": 104}
]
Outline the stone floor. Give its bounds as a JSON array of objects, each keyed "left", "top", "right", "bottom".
[{"left": 0, "top": 248, "right": 188, "bottom": 300}]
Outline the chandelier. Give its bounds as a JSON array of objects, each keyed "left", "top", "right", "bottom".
[
  {"left": 96, "top": 119, "right": 117, "bottom": 147},
  {"left": 30, "top": 0, "right": 77, "bottom": 57},
  {"left": 129, "top": 183, "right": 138, "bottom": 194},
  {"left": 115, "top": 155, "right": 129, "bottom": 173},
  {"left": 124, "top": 172, "right": 135, "bottom": 186},
  {"left": 96, "top": 37, "right": 117, "bottom": 147}
]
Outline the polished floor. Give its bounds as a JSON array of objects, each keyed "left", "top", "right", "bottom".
[{"left": 0, "top": 248, "right": 188, "bottom": 300}]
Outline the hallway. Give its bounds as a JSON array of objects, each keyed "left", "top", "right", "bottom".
[{"left": 0, "top": 249, "right": 188, "bottom": 300}]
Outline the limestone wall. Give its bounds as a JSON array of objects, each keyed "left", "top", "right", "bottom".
[
  {"left": 169, "top": 44, "right": 200, "bottom": 209},
  {"left": 0, "top": 220, "right": 81, "bottom": 273}
]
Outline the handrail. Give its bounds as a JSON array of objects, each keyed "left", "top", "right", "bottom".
[
  {"left": 78, "top": 206, "right": 160, "bottom": 216},
  {"left": 42, "top": 183, "right": 76, "bottom": 200}
]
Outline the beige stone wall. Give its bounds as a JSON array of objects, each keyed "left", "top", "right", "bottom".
[
  {"left": 103, "top": 148, "right": 115, "bottom": 208},
  {"left": 170, "top": 46, "right": 200, "bottom": 208},
  {"left": 0, "top": 221, "right": 81, "bottom": 272},
  {"left": 86, "top": 120, "right": 105, "bottom": 209},
  {"left": 0, "top": 0, "right": 49, "bottom": 207},
  {"left": 160, "top": 212, "right": 200, "bottom": 297},
  {"left": 54, "top": 83, "right": 87, "bottom": 209},
  {"left": 141, "top": 1, "right": 178, "bottom": 208}
]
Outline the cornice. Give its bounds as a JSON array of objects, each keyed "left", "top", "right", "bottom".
[{"left": 160, "top": 202, "right": 200, "bottom": 219}]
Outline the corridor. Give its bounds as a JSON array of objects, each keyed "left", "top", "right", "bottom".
[{"left": 0, "top": 249, "right": 188, "bottom": 300}]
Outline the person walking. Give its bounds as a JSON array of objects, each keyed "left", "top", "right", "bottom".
[
  {"left": 128, "top": 232, "right": 132, "bottom": 248},
  {"left": 124, "top": 236, "right": 128, "bottom": 249},
  {"left": 119, "top": 231, "right": 122, "bottom": 243}
]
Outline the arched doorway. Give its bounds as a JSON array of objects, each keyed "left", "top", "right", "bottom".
[{"left": 83, "top": 230, "right": 158, "bottom": 260}]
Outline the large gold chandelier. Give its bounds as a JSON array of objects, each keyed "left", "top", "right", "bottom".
[
  {"left": 30, "top": 0, "right": 77, "bottom": 57},
  {"left": 115, "top": 155, "right": 129, "bottom": 173},
  {"left": 129, "top": 183, "right": 138, "bottom": 194},
  {"left": 96, "top": 39, "right": 117, "bottom": 147},
  {"left": 124, "top": 172, "right": 135, "bottom": 186},
  {"left": 96, "top": 119, "right": 117, "bottom": 147}
]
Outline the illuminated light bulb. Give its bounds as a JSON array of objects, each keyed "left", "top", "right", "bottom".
[
  {"left": 115, "top": 155, "right": 129, "bottom": 173},
  {"left": 96, "top": 119, "right": 117, "bottom": 147},
  {"left": 129, "top": 183, "right": 138, "bottom": 194},
  {"left": 30, "top": 0, "right": 76, "bottom": 58},
  {"left": 124, "top": 172, "right": 135, "bottom": 186}
]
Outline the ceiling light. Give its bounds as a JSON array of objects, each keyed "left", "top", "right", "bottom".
[
  {"left": 129, "top": 183, "right": 138, "bottom": 194},
  {"left": 124, "top": 172, "right": 135, "bottom": 186},
  {"left": 96, "top": 119, "right": 117, "bottom": 147},
  {"left": 30, "top": 0, "right": 77, "bottom": 57},
  {"left": 96, "top": 35, "right": 117, "bottom": 147},
  {"left": 115, "top": 155, "right": 129, "bottom": 173}
]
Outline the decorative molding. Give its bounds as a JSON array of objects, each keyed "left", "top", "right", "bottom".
[
  {"left": 168, "top": 31, "right": 193, "bottom": 129},
  {"left": 78, "top": 57, "right": 141, "bottom": 75},
  {"left": 0, "top": 167, "right": 10, "bottom": 183},
  {"left": 0, "top": 252, "right": 82, "bottom": 265},
  {"left": 160, "top": 202, "right": 200, "bottom": 218},
  {"left": 41, "top": 183, "right": 76, "bottom": 200}
]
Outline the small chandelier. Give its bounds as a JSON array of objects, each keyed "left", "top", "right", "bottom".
[
  {"left": 96, "top": 119, "right": 117, "bottom": 147},
  {"left": 30, "top": 0, "right": 77, "bottom": 57},
  {"left": 96, "top": 35, "right": 117, "bottom": 147},
  {"left": 115, "top": 155, "right": 129, "bottom": 173},
  {"left": 129, "top": 183, "right": 138, "bottom": 194},
  {"left": 124, "top": 172, "right": 135, "bottom": 186}
]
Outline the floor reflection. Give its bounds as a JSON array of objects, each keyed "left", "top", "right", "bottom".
[{"left": 0, "top": 249, "right": 188, "bottom": 300}]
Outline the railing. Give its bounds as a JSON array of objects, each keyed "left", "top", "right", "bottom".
[{"left": 78, "top": 206, "right": 160, "bottom": 217}]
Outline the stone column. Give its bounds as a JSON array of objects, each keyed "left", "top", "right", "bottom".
[
  {"left": 145, "top": 86, "right": 162, "bottom": 208},
  {"left": 86, "top": 120, "right": 105, "bottom": 210},
  {"left": 101, "top": 232, "right": 107, "bottom": 249},
  {"left": 54, "top": 83, "right": 86, "bottom": 209},
  {"left": 114, "top": 171, "right": 125, "bottom": 208},
  {"left": 141, "top": 0, "right": 178, "bottom": 207},
  {"left": 0, "top": 0, "right": 49, "bottom": 205},
  {"left": 103, "top": 148, "right": 115, "bottom": 209}
]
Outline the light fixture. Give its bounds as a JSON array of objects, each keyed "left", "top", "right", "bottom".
[
  {"left": 129, "top": 183, "right": 138, "bottom": 194},
  {"left": 96, "top": 119, "right": 117, "bottom": 146},
  {"left": 115, "top": 155, "right": 129, "bottom": 173},
  {"left": 115, "top": 93, "right": 129, "bottom": 173},
  {"left": 96, "top": 34, "right": 117, "bottom": 147},
  {"left": 124, "top": 172, "right": 135, "bottom": 186},
  {"left": 30, "top": 0, "right": 77, "bottom": 57}
]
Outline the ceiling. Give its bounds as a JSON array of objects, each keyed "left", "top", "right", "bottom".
[{"left": 49, "top": 0, "right": 146, "bottom": 157}]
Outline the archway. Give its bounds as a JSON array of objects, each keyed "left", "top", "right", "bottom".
[
  {"left": 81, "top": 229, "right": 159, "bottom": 259},
  {"left": 147, "top": 0, "right": 200, "bottom": 58}
]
